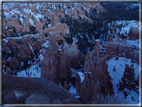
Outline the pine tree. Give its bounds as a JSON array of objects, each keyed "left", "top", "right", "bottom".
[{"left": 113, "top": 66, "right": 116, "bottom": 72}]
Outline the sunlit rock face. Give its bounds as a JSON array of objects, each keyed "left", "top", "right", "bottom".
[
  {"left": 2, "top": 3, "right": 106, "bottom": 38},
  {"left": 43, "top": 23, "right": 69, "bottom": 38},
  {"left": 2, "top": 2, "right": 107, "bottom": 55}
]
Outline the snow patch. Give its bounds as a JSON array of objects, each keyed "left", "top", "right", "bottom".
[
  {"left": 106, "top": 57, "right": 140, "bottom": 104},
  {"left": 7, "top": 57, "right": 11, "bottom": 60},
  {"left": 23, "top": 8, "right": 43, "bottom": 23},
  {"left": 28, "top": 42, "right": 34, "bottom": 55},
  {"left": 84, "top": 72, "right": 91, "bottom": 74},
  {"left": 29, "top": 18, "right": 34, "bottom": 26},
  {"left": 48, "top": 24, "right": 52, "bottom": 27},
  {"left": 68, "top": 82, "right": 80, "bottom": 98},
  {"left": 35, "top": 14, "right": 43, "bottom": 22},
  {"left": 21, "top": 62, "right": 24, "bottom": 67},
  {"left": 14, "top": 90, "right": 23, "bottom": 98},
  {"left": 36, "top": 5, "right": 40, "bottom": 10},
  {"left": 5, "top": 26, "right": 7, "bottom": 30},
  {"left": 5, "top": 34, "right": 34, "bottom": 40},
  {"left": 3, "top": 11, "right": 10, "bottom": 19},
  {"left": 116, "top": 20, "right": 138, "bottom": 35},
  {"left": 39, "top": 54, "right": 44, "bottom": 61},
  {"left": 17, "top": 63, "right": 41, "bottom": 78},
  {"left": 19, "top": 18, "right": 24, "bottom": 24},
  {"left": 125, "top": 39, "right": 139, "bottom": 48},
  {"left": 42, "top": 40, "right": 49, "bottom": 48},
  {"left": 71, "top": 68, "right": 77, "bottom": 78},
  {"left": 39, "top": 49, "right": 46, "bottom": 54},
  {"left": 3, "top": 39, "right": 8, "bottom": 43},
  {"left": 59, "top": 83, "right": 62, "bottom": 88},
  {"left": 77, "top": 72, "right": 85, "bottom": 83}
]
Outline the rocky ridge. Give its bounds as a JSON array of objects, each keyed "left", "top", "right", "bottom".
[{"left": 2, "top": 73, "right": 82, "bottom": 104}]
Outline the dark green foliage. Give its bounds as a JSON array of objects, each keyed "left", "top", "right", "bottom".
[
  {"left": 60, "top": 11, "right": 106, "bottom": 54},
  {"left": 64, "top": 36, "right": 73, "bottom": 44},
  {"left": 113, "top": 66, "right": 116, "bottom": 72},
  {"left": 43, "top": 17, "right": 51, "bottom": 30},
  {"left": 44, "top": 33, "right": 48, "bottom": 37},
  {"left": 57, "top": 39, "right": 64, "bottom": 45},
  {"left": 29, "top": 25, "right": 36, "bottom": 34},
  {"left": 17, "top": 18, "right": 22, "bottom": 25},
  {"left": 100, "top": 3, "right": 139, "bottom": 22}
]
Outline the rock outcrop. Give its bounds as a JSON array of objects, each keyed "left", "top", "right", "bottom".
[
  {"left": 76, "top": 72, "right": 100, "bottom": 103},
  {"left": 128, "top": 26, "right": 139, "bottom": 40},
  {"left": 2, "top": 73, "right": 82, "bottom": 104},
  {"left": 40, "top": 35, "right": 71, "bottom": 84},
  {"left": 118, "top": 64, "right": 139, "bottom": 93},
  {"left": 76, "top": 39, "right": 113, "bottom": 103},
  {"left": 63, "top": 41, "right": 80, "bottom": 68},
  {"left": 43, "top": 23, "right": 69, "bottom": 38},
  {"left": 2, "top": 34, "right": 42, "bottom": 73},
  {"left": 105, "top": 35, "right": 139, "bottom": 64}
]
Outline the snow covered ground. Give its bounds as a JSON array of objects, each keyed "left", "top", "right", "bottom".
[
  {"left": 71, "top": 68, "right": 77, "bottom": 78},
  {"left": 71, "top": 67, "right": 85, "bottom": 83},
  {"left": 125, "top": 39, "right": 139, "bottom": 49},
  {"left": 42, "top": 40, "right": 50, "bottom": 48},
  {"left": 66, "top": 68, "right": 84, "bottom": 98},
  {"left": 68, "top": 82, "right": 80, "bottom": 98},
  {"left": 77, "top": 72, "right": 85, "bottom": 83},
  {"left": 108, "top": 20, "right": 139, "bottom": 37},
  {"left": 15, "top": 40, "right": 50, "bottom": 78},
  {"left": 106, "top": 57, "right": 140, "bottom": 104},
  {"left": 16, "top": 62, "right": 41, "bottom": 78},
  {"left": 99, "top": 20, "right": 139, "bottom": 43}
]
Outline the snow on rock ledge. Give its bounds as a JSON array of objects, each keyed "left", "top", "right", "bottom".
[
  {"left": 77, "top": 72, "right": 85, "bottom": 83},
  {"left": 106, "top": 57, "right": 140, "bottom": 104},
  {"left": 17, "top": 63, "right": 41, "bottom": 78}
]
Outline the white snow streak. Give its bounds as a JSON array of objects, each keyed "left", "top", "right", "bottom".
[
  {"left": 29, "top": 18, "right": 34, "bottom": 26},
  {"left": 42, "top": 40, "right": 49, "bottom": 48},
  {"left": 68, "top": 82, "right": 80, "bottom": 98},
  {"left": 28, "top": 42, "right": 34, "bottom": 55},
  {"left": 125, "top": 39, "right": 139, "bottom": 48},
  {"left": 77, "top": 72, "right": 85, "bottom": 83},
  {"left": 39, "top": 54, "right": 44, "bottom": 61},
  {"left": 17, "top": 63, "right": 41, "bottom": 78}
]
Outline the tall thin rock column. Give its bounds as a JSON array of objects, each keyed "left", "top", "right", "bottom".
[{"left": 94, "top": 39, "right": 100, "bottom": 56}]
